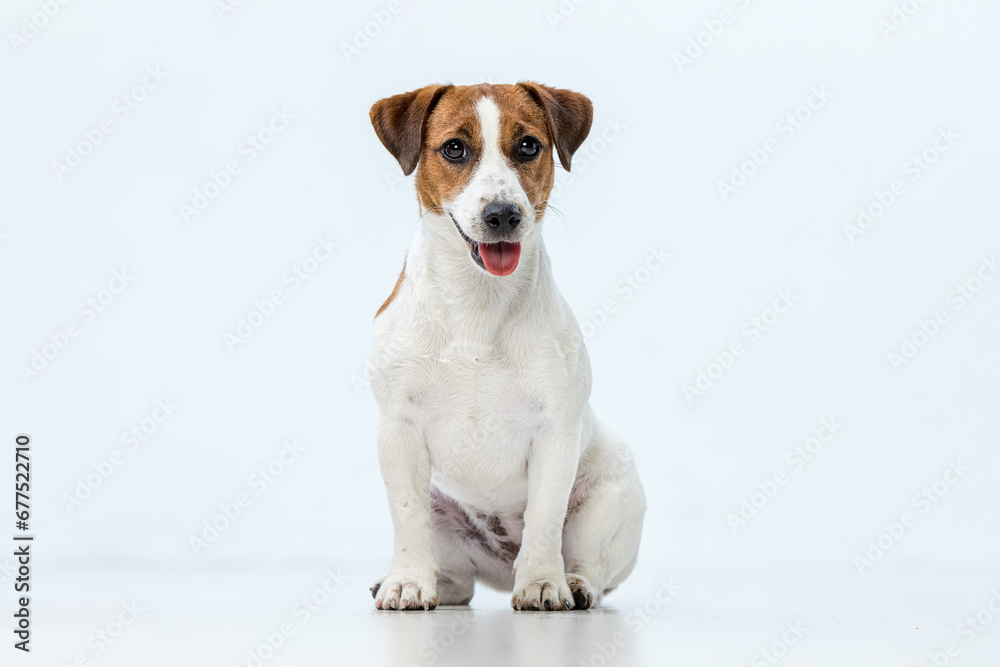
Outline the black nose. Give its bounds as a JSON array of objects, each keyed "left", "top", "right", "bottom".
[{"left": 482, "top": 202, "right": 521, "bottom": 235}]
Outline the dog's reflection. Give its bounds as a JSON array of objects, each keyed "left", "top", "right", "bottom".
[{"left": 380, "top": 604, "right": 635, "bottom": 667}]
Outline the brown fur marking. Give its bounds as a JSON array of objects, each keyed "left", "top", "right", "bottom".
[
  {"left": 370, "top": 84, "right": 452, "bottom": 176},
  {"left": 430, "top": 487, "right": 521, "bottom": 564},
  {"left": 375, "top": 262, "right": 405, "bottom": 319},
  {"left": 518, "top": 82, "right": 594, "bottom": 172},
  {"left": 487, "top": 515, "right": 507, "bottom": 536}
]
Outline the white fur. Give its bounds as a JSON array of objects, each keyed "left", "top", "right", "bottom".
[{"left": 371, "top": 94, "right": 645, "bottom": 612}]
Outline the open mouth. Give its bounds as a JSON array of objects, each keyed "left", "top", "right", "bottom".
[{"left": 449, "top": 214, "right": 521, "bottom": 276}]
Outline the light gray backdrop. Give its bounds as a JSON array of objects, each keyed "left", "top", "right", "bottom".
[{"left": 1, "top": 0, "right": 998, "bottom": 665}]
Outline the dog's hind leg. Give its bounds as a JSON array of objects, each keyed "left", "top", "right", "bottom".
[{"left": 560, "top": 424, "right": 646, "bottom": 610}]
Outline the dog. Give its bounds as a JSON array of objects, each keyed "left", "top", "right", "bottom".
[{"left": 367, "top": 82, "right": 645, "bottom": 611}]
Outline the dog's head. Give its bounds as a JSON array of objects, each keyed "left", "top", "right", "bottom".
[{"left": 370, "top": 83, "right": 592, "bottom": 277}]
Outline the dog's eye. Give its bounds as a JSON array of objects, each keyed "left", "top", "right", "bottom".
[
  {"left": 441, "top": 139, "right": 467, "bottom": 162},
  {"left": 517, "top": 136, "right": 541, "bottom": 160}
]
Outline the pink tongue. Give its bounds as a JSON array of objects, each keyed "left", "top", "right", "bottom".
[{"left": 479, "top": 242, "right": 521, "bottom": 276}]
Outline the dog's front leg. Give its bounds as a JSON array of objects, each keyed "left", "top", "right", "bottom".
[
  {"left": 373, "top": 416, "right": 439, "bottom": 611},
  {"left": 511, "top": 422, "right": 581, "bottom": 611}
]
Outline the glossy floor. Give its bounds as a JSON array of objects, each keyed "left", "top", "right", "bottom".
[{"left": 28, "top": 559, "right": 1000, "bottom": 666}]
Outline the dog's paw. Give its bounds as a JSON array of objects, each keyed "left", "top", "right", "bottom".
[
  {"left": 511, "top": 575, "right": 574, "bottom": 611},
  {"left": 374, "top": 570, "right": 438, "bottom": 611},
  {"left": 566, "top": 574, "right": 595, "bottom": 610}
]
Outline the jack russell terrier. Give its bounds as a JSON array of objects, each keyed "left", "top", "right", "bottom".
[{"left": 367, "top": 82, "right": 645, "bottom": 611}]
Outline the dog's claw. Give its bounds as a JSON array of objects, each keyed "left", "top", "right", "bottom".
[{"left": 511, "top": 577, "right": 574, "bottom": 611}]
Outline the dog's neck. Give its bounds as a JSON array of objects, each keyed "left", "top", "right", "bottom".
[{"left": 407, "top": 211, "right": 552, "bottom": 341}]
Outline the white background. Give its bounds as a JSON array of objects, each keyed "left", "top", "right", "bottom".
[{"left": 1, "top": 0, "right": 999, "bottom": 665}]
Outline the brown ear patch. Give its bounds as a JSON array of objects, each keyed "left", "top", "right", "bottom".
[
  {"left": 517, "top": 82, "right": 593, "bottom": 171},
  {"left": 413, "top": 85, "right": 486, "bottom": 212},
  {"left": 375, "top": 262, "right": 406, "bottom": 319},
  {"left": 370, "top": 85, "right": 452, "bottom": 176}
]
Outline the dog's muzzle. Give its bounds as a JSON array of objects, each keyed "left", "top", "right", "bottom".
[{"left": 450, "top": 211, "right": 522, "bottom": 277}]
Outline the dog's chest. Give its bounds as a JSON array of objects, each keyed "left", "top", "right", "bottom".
[{"left": 406, "top": 342, "right": 551, "bottom": 506}]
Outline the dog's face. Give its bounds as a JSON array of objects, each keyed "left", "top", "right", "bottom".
[{"left": 370, "top": 83, "right": 593, "bottom": 276}]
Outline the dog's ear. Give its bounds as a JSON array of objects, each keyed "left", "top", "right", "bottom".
[
  {"left": 518, "top": 82, "right": 593, "bottom": 172},
  {"left": 370, "top": 84, "right": 452, "bottom": 176}
]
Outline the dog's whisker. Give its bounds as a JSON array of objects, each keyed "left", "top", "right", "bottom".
[
  {"left": 412, "top": 206, "right": 448, "bottom": 227},
  {"left": 532, "top": 200, "right": 568, "bottom": 226}
]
